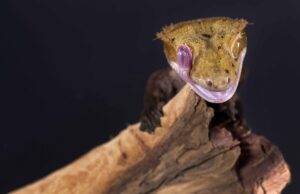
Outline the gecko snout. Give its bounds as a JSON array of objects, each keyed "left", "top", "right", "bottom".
[{"left": 204, "top": 76, "right": 231, "bottom": 91}]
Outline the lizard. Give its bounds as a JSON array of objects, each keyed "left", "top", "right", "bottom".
[{"left": 140, "top": 17, "right": 248, "bottom": 133}]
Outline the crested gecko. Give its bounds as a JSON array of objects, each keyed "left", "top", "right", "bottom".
[{"left": 140, "top": 17, "right": 248, "bottom": 132}]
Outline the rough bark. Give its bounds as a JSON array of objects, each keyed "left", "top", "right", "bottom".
[{"left": 11, "top": 85, "right": 291, "bottom": 194}]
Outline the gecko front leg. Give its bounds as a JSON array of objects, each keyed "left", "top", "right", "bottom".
[{"left": 140, "top": 67, "right": 185, "bottom": 133}]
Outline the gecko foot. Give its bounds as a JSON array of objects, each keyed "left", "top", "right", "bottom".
[{"left": 140, "top": 109, "right": 163, "bottom": 133}]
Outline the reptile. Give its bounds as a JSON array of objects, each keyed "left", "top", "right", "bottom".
[{"left": 140, "top": 17, "right": 248, "bottom": 133}]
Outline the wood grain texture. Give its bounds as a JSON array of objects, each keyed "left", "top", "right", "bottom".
[{"left": 10, "top": 85, "right": 291, "bottom": 194}]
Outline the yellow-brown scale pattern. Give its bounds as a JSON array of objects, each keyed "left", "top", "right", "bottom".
[{"left": 157, "top": 17, "right": 248, "bottom": 91}]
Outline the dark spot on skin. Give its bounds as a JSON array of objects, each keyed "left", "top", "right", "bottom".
[
  {"left": 221, "top": 35, "right": 224, "bottom": 39},
  {"left": 218, "top": 46, "right": 222, "bottom": 50},
  {"left": 225, "top": 69, "right": 229, "bottom": 74},
  {"left": 171, "top": 38, "right": 175, "bottom": 42},
  {"left": 206, "top": 80, "right": 213, "bottom": 87},
  {"left": 235, "top": 58, "right": 238, "bottom": 61},
  {"left": 202, "top": 33, "right": 212, "bottom": 38},
  {"left": 232, "top": 63, "right": 235, "bottom": 67},
  {"left": 228, "top": 77, "right": 231, "bottom": 83}
]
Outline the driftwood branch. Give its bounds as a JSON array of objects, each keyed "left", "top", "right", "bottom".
[{"left": 11, "top": 85, "right": 291, "bottom": 194}]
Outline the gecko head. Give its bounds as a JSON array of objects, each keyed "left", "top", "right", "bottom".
[{"left": 157, "top": 17, "right": 248, "bottom": 103}]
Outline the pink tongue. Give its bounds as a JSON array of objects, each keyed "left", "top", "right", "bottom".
[{"left": 176, "top": 45, "right": 192, "bottom": 70}]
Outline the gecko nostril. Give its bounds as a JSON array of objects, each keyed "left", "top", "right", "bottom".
[
  {"left": 206, "top": 80, "right": 213, "bottom": 87},
  {"left": 221, "top": 77, "right": 231, "bottom": 86}
]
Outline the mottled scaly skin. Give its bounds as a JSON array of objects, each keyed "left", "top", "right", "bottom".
[{"left": 140, "top": 17, "right": 248, "bottom": 133}]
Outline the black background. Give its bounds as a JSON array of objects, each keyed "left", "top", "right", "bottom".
[{"left": 1, "top": 0, "right": 299, "bottom": 193}]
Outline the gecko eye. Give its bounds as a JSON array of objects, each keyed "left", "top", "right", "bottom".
[
  {"left": 176, "top": 45, "right": 192, "bottom": 70},
  {"left": 231, "top": 34, "right": 247, "bottom": 59}
]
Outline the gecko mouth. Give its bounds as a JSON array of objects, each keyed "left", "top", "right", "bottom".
[
  {"left": 190, "top": 78, "right": 239, "bottom": 103},
  {"left": 171, "top": 48, "right": 246, "bottom": 103}
]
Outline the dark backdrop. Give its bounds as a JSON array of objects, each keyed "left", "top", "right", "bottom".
[{"left": 1, "top": 0, "right": 299, "bottom": 193}]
